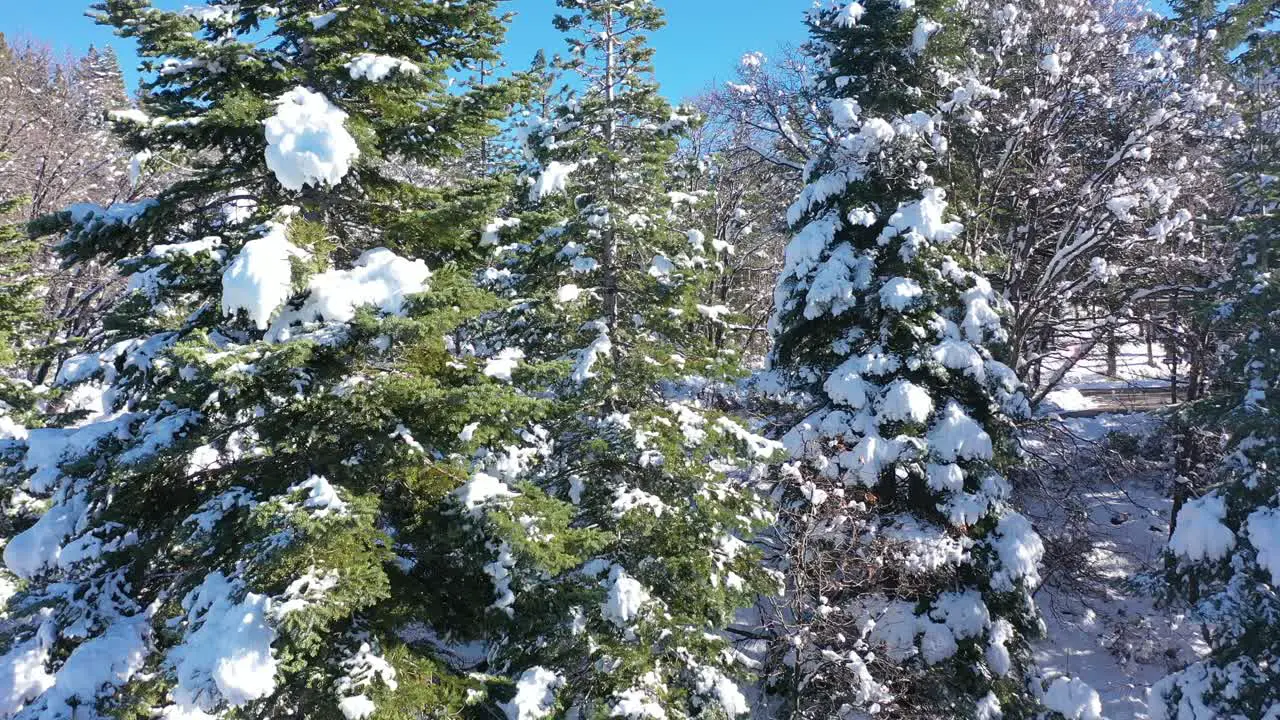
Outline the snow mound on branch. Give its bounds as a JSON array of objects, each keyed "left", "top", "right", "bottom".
[
  {"left": 879, "top": 277, "right": 924, "bottom": 311},
  {"left": 927, "top": 401, "right": 993, "bottom": 462},
  {"left": 484, "top": 348, "right": 525, "bottom": 382},
  {"left": 289, "top": 475, "right": 349, "bottom": 517},
  {"left": 529, "top": 161, "right": 578, "bottom": 202},
  {"left": 501, "top": 666, "right": 563, "bottom": 720},
  {"left": 268, "top": 247, "right": 430, "bottom": 342},
  {"left": 222, "top": 222, "right": 309, "bottom": 329},
  {"left": 28, "top": 615, "right": 152, "bottom": 717},
  {"left": 264, "top": 87, "right": 359, "bottom": 191},
  {"left": 602, "top": 566, "right": 650, "bottom": 629},
  {"left": 1042, "top": 676, "right": 1103, "bottom": 720},
  {"left": 345, "top": 53, "right": 420, "bottom": 82},
  {"left": 168, "top": 571, "right": 278, "bottom": 713},
  {"left": 1168, "top": 494, "right": 1236, "bottom": 562},
  {"left": 1246, "top": 507, "right": 1280, "bottom": 584}
]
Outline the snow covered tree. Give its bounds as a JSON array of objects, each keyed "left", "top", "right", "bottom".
[
  {"left": 0, "top": 2, "right": 591, "bottom": 718},
  {"left": 755, "top": 1, "right": 1047, "bottom": 716},
  {"left": 1150, "top": 23, "right": 1280, "bottom": 720},
  {"left": 937, "top": 0, "right": 1235, "bottom": 404},
  {"left": 469, "top": 1, "right": 783, "bottom": 716}
]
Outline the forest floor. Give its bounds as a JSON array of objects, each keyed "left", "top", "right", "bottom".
[{"left": 1021, "top": 410, "right": 1206, "bottom": 719}]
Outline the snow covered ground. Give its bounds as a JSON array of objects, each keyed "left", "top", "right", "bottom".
[
  {"left": 1043, "top": 335, "right": 1174, "bottom": 392},
  {"left": 1020, "top": 412, "right": 1206, "bottom": 719}
]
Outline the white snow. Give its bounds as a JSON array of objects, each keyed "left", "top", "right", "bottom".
[
  {"left": 571, "top": 323, "right": 612, "bottom": 384},
  {"left": 910, "top": 17, "right": 941, "bottom": 54},
  {"left": 221, "top": 222, "right": 308, "bottom": 329},
  {"left": 835, "top": 2, "right": 866, "bottom": 27},
  {"left": 339, "top": 695, "right": 378, "bottom": 720},
  {"left": 692, "top": 666, "right": 749, "bottom": 716},
  {"left": 264, "top": 87, "right": 359, "bottom": 191},
  {"left": 1042, "top": 387, "right": 1096, "bottom": 413},
  {"left": 268, "top": 247, "right": 430, "bottom": 341},
  {"left": 456, "top": 472, "right": 519, "bottom": 514},
  {"left": 877, "top": 379, "right": 934, "bottom": 424},
  {"left": 556, "top": 284, "right": 581, "bottom": 303},
  {"left": 881, "top": 188, "right": 964, "bottom": 245},
  {"left": 484, "top": 348, "right": 526, "bottom": 382},
  {"left": 610, "top": 687, "right": 668, "bottom": 719},
  {"left": 502, "top": 666, "right": 563, "bottom": 720},
  {"left": 529, "top": 161, "right": 578, "bottom": 202},
  {"left": 346, "top": 53, "right": 420, "bottom": 82},
  {"left": 1168, "top": 494, "right": 1236, "bottom": 562},
  {"left": 987, "top": 511, "right": 1044, "bottom": 591},
  {"left": 1043, "top": 676, "right": 1103, "bottom": 720},
  {"left": 168, "top": 571, "right": 278, "bottom": 712},
  {"left": 289, "top": 475, "right": 350, "bottom": 517},
  {"left": 879, "top": 277, "right": 924, "bottom": 311},
  {"left": 602, "top": 566, "right": 650, "bottom": 629},
  {"left": 1245, "top": 507, "right": 1280, "bottom": 584},
  {"left": 927, "top": 401, "right": 993, "bottom": 462}
]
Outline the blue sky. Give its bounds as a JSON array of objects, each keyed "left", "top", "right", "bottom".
[{"left": 0, "top": 0, "right": 813, "bottom": 101}]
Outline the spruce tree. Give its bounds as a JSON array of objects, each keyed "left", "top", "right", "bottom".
[
  {"left": 1151, "top": 26, "right": 1280, "bottom": 719},
  {"left": 0, "top": 192, "right": 43, "bottom": 410},
  {"left": 471, "top": 1, "right": 781, "bottom": 716},
  {"left": 0, "top": 2, "right": 590, "bottom": 719},
  {"left": 758, "top": 1, "right": 1045, "bottom": 717}
]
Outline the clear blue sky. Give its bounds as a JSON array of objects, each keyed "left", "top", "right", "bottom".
[{"left": 0, "top": 0, "right": 813, "bottom": 101}]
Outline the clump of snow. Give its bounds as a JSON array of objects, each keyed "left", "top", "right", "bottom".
[
  {"left": 268, "top": 247, "right": 430, "bottom": 341},
  {"left": 879, "top": 277, "right": 924, "bottom": 311},
  {"left": 602, "top": 566, "right": 650, "bottom": 629},
  {"left": 555, "top": 284, "right": 581, "bottom": 303},
  {"left": 168, "top": 571, "right": 278, "bottom": 712},
  {"left": 988, "top": 511, "right": 1044, "bottom": 591},
  {"left": 927, "top": 401, "right": 993, "bottom": 462},
  {"left": 910, "top": 17, "right": 941, "bottom": 54},
  {"left": 264, "top": 87, "right": 359, "bottom": 191},
  {"left": 1245, "top": 507, "right": 1280, "bottom": 584},
  {"left": 572, "top": 323, "right": 612, "bottom": 384},
  {"left": 456, "top": 472, "right": 519, "bottom": 515},
  {"left": 1041, "top": 387, "right": 1096, "bottom": 413},
  {"left": 222, "top": 222, "right": 309, "bottom": 329},
  {"left": 1042, "top": 676, "right": 1103, "bottom": 720},
  {"left": 835, "top": 2, "right": 866, "bottom": 27},
  {"left": 5, "top": 614, "right": 151, "bottom": 718},
  {"left": 345, "top": 53, "right": 420, "bottom": 82},
  {"left": 610, "top": 687, "right": 667, "bottom": 718},
  {"left": 529, "top": 161, "right": 578, "bottom": 202},
  {"left": 1168, "top": 494, "right": 1236, "bottom": 562},
  {"left": 484, "top": 348, "right": 526, "bottom": 382},
  {"left": 335, "top": 642, "right": 398, "bottom": 720},
  {"left": 692, "top": 666, "right": 749, "bottom": 716},
  {"left": 502, "top": 666, "right": 563, "bottom": 720},
  {"left": 289, "top": 475, "right": 350, "bottom": 517},
  {"left": 877, "top": 380, "right": 934, "bottom": 424}
]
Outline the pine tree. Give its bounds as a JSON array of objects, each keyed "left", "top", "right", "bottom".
[
  {"left": 1151, "top": 24, "right": 1280, "bottom": 719},
  {"left": 757, "top": 1, "right": 1045, "bottom": 717},
  {"left": 0, "top": 190, "right": 43, "bottom": 416},
  {"left": 0, "top": 2, "right": 589, "bottom": 718},
  {"left": 470, "top": 1, "right": 781, "bottom": 716}
]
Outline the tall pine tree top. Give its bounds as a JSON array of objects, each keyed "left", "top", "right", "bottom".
[{"left": 468, "top": 1, "right": 784, "bottom": 717}]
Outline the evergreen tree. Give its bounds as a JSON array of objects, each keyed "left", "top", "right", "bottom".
[
  {"left": 0, "top": 189, "right": 42, "bottom": 415},
  {"left": 472, "top": 1, "right": 781, "bottom": 716},
  {"left": 757, "top": 1, "right": 1045, "bottom": 717},
  {"left": 1151, "top": 22, "right": 1280, "bottom": 719},
  {"left": 0, "top": 2, "right": 589, "bottom": 719}
]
